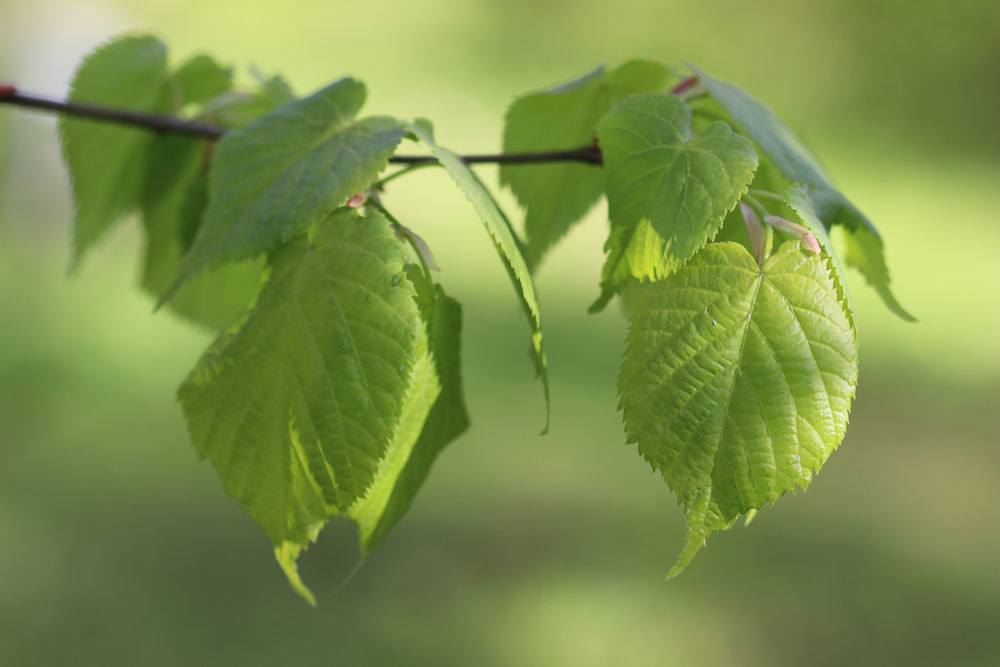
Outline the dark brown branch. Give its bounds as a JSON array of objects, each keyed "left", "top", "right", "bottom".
[
  {"left": 0, "top": 84, "right": 603, "bottom": 165},
  {"left": 0, "top": 86, "right": 225, "bottom": 139}
]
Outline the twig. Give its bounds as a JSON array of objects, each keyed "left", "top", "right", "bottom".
[{"left": 0, "top": 85, "right": 603, "bottom": 165}]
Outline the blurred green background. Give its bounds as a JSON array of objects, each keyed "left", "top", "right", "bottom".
[{"left": 1, "top": 1, "right": 998, "bottom": 664}]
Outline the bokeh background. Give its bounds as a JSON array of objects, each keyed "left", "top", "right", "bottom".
[{"left": 2, "top": 1, "right": 998, "bottom": 664}]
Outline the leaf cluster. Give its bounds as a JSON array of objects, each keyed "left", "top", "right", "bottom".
[{"left": 53, "top": 34, "right": 911, "bottom": 600}]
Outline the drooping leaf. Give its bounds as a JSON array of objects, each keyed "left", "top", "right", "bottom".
[
  {"left": 619, "top": 240, "right": 858, "bottom": 576},
  {"left": 178, "top": 208, "right": 422, "bottom": 551},
  {"left": 351, "top": 266, "right": 469, "bottom": 552},
  {"left": 274, "top": 264, "right": 470, "bottom": 604},
  {"left": 141, "top": 134, "right": 264, "bottom": 329},
  {"left": 167, "top": 79, "right": 405, "bottom": 296},
  {"left": 592, "top": 93, "right": 758, "bottom": 309},
  {"left": 838, "top": 221, "right": 914, "bottom": 321},
  {"left": 693, "top": 66, "right": 913, "bottom": 320},
  {"left": 408, "top": 121, "right": 550, "bottom": 428},
  {"left": 500, "top": 60, "right": 671, "bottom": 268},
  {"left": 59, "top": 34, "right": 170, "bottom": 263}
]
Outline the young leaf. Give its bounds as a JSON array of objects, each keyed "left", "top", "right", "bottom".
[
  {"left": 59, "top": 35, "right": 170, "bottom": 263},
  {"left": 593, "top": 93, "right": 758, "bottom": 308},
  {"left": 693, "top": 66, "right": 913, "bottom": 321},
  {"left": 619, "top": 241, "right": 858, "bottom": 576},
  {"left": 408, "top": 121, "right": 550, "bottom": 428},
  {"left": 178, "top": 208, "right": 422, "bottom": 548},
  {"left": 500, "top": 60, "right": 671, "bottom": 268},
  {"left": 167, "top": 79, "right": 405, "bottom": 296}
]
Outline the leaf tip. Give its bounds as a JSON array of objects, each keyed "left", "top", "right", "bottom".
[
  {"left": 275, "top": 543, "right": 317, "bottom": 607},
  {"left": 666, "top": 527, "right": 706, "bottom": 580}
]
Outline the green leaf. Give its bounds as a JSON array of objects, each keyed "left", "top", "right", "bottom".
[
  {"left": 171, "top": 54, "right": 233, "bottom": 108},
  {"left": 201, "top": 74, "right": 296, "bottom": 129},
  {"left": 838, "top": 219, "right": 915, "bottom": 322},
  {"left": 274, "top": 265, "right": 470, "bottom": 603},
  {"left": 167, "top": 79, "right": 405, "bottom": 296},
  {"left": 500, "top": 60, "right": 671, "bottom": 268},
  {"left": 140, "top": 134, "right": 264, "bottom": 330},
  {"left": 619, "top": 240, "right": 858, "bottom": 576},
  {"left": 783, "top": 184, "right": 855, "bottom": 329},
  {"left": 593, "top": 93, "right": 758, "bottom": 308},
  {"left": 351, "top": 267, "right": 469, "bottom": 552},
  {"left": 693, "top": 66, "right": 913, "bottom": 320},
  {"left": 178, "top": 208, "right": 422, "bottom": 549},
  {"left": 59, "top": 34, "right": 170, "bottom": 263},
  {"left": 408, "top": 121, "right": 550, "bottom": 429}
]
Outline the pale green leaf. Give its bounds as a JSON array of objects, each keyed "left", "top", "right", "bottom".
[
  {"left": 168, "top": 79, "right": 405, "bottom": 295},
  {"left": 178, "top": 208, "right": 422, "bottom": 547},
  {"left": 593, "top": 93, "right": 757, "bottom": 308},
  {"left": 408, "top": 121, "right": 549, "bottom": 428},
  {"left": 694, "top": 66, "right": 913, "bottom": 320},
  {"left": 500, "top": 60, "right": 671, "bottom": 268},
  {"left": 620, "top": 240, "right": 858, "bottom": 576},
  {"left": 59, "top": 34, "right": 170, "bottom": 263}
]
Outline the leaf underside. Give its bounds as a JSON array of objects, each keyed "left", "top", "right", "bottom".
[
  {"left": 693, "top": 66, "right": 913, "bottom": 321},
  {"left": 409, "top": 121, "right": 550, "bottom": 430},
  {"left": 619, "top": 241, "right": 858, "bottom": 576}
]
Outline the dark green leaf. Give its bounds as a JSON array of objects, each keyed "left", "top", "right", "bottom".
[
  {"left": 168, "top": 79, "right": 405, "bottom": 296},
  {"left": 141, "top": 134, "right": 264, "bottom": 330}
]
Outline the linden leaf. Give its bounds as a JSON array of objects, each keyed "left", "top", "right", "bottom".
[
  {"left": 273, "top": 265, "right": 470, "bottom": 603},
  {"left": 592, "top": 93, "right": 757, "bottom": 309},
  {"left": 500, "top": 60, "right": 671, "bottom": 268},
  {"left": 59, "top": 35, "right": 170, "bottom": 263},
  {"left": 619, "top": 240, "right": 858, "bottom": 576},
  {"left": 178, "top": 208, "right": 422, "bottom": 547},
  {"left": 167, "top": 79, "right": 404, "bottom": 297}
]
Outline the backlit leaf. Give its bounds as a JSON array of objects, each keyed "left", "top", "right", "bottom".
[
  {"left": 593, "top": 93, "right": 757, "bottom": 309},
  {"left": 619, "top": 240, "right": 857, "bottom": 576}
]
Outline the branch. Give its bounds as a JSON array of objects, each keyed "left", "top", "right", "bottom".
[{"left": 0, "top": 84, "right": 602, "bottom": 166}]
